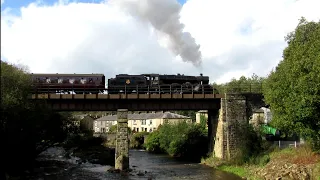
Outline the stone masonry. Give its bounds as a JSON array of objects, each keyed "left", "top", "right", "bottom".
[
  {"left": 213, "top": 93, "right": 265, "bottom": 160},
  {"left": 115, "top": 109, "right": 129, "bottom": 170}
]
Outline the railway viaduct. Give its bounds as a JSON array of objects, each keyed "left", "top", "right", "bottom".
[{"left": 30, "top": 92, "right": 265, "bottom": 170}]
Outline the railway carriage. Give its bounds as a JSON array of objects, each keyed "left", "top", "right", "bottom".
[{"left": 30, "top": 73, "right": 105, "bottom": 94}]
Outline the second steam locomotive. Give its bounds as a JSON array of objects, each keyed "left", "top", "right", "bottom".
[{"left": 30, "top": 73, "right": 214, "bottom": 94}]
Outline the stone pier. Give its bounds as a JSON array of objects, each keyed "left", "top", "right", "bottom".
[
  {"left": 115, "top": 109, "right": 129, "bottom": 170},
  {"left": 207, "top": 109, "right": 219, "bottom": 153},
  {"left": 213, "top": 93, "right": 265, "bottom": 160}
]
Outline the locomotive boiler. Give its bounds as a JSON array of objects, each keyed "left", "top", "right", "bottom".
[
  {"left": 107, "top": 73, "right": 214, "bottom": 94},
  {"left": 30, "top": 73, "right": 105, "bottom": 94}
]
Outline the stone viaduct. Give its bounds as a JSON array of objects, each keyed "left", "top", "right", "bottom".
[
  {"left": 30, "top": 92, "right": 265, "bottom": 170},
  {"left": 113, "top": 93, "right": 265, "bottom": 169}
]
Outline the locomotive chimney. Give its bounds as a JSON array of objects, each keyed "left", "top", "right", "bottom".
[{"left": 200, "top": 73, "right": 203, "bottom": 76}]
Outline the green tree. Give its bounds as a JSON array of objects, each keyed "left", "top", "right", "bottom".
[
  {"left": 175, "top": 110, "right": 196, "bottom": 122},
  {"left": 212, "top": 74, "right": 265, "bottom": 94},
  {"left": 0, "top": 61, "right": 73, "bottom": 177},
  {"left": 263, "top": 17, "right": 320, "bottom": 150}
]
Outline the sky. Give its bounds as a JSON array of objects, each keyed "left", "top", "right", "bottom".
[{"left": 1, "top": 0, "right": 320, "bottom": 84}]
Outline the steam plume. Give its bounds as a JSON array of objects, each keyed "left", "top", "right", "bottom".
[{"left": 110, "top": 0, "right": 202, "bottom": 67}]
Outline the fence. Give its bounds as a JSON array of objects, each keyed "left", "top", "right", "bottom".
[
  {"left": 30, "top": 83, "right": 264, "bottom": 95},
  {"left": 273, "top": 140, "right": 304, "bottom": 149}
]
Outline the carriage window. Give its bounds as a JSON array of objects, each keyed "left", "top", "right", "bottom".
[
  {"left": 46, "top": 77, "right": 51, "bottom": 83},
  {"left": 58, "top": 78, "right": 63, "bottom": 84},
  {"left": 155, "top": 77, "right": 159, "bottom": 80},
  {"left": 69, "top": 78, "right": 75, "bottom": 84},
  {"left": 80, "top": 78, "right": 86, "bottom": 84},
  {"left": 89, "top": 78, "right": 93, "bottom": 83}
]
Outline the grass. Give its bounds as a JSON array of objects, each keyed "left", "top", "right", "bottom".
[
  {"left": 201, "top": 156, "right": 261, "bottom": 179},
  {"left": 269, "top": 145, "right": 320, "bottom": 165},
  {"left": 216, "top": 165, "right": 247, "bottom": 177}
]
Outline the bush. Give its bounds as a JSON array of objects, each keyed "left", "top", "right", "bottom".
[
  {"left": 130, "top": 131, "right": 149, "bottom": 149},
  {"left": 144, "top": 121, "right": 208, "bottom": 162},
  {"left": 63, "top": 134, "right": 105, "bottom": 150}
]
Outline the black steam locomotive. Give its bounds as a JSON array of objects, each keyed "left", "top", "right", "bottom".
[
  {"left": 107, "top": 73, "right": 214, "bottom": 94},
  {"left": 30, "top": 73, "right": 214, "bottom": 94}
]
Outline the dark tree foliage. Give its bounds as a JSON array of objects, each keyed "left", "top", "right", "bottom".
[
  {"left": 0, "top": 61, "right": 75, "bottom": 177},
  {"left": 263, "top": 17, "right": 320, "bottom": 150}
]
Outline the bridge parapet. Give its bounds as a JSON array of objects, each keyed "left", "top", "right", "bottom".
[{"left": 30, "top": 93, "right": 224, "bottom": 100}]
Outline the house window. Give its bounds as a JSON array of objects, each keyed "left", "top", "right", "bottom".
[
  {"left": 141, "top": 120, "right": 146, "bottom": 125},
  {"left": 149, "top": 120, "right": 152, "bottom": 125},
  {"left": 101, "top": 128, "right": 106, "bottom": 133},
  {"left": 136, "top": 128, "right": 139, "bottom": 132},
  {"left": 149, "top": 128, "right": 152, "bottom": 132},
  {"left": 145, "top": 128, "right": 147, "bottom": 132}
]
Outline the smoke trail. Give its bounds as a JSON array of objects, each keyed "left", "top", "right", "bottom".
[{"left": 110, "top": 0, "right": 202, "bottom": 67}]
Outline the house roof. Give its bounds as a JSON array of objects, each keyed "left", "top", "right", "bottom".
[
  {"left": 95, "top": 112, "right": 190, "bottom": 121},
  {"left": 197, "top": 110, "right": 208, "bottom": 113},
  {"left": 73, "top": 114, "right": 94, "bottom": 120}
]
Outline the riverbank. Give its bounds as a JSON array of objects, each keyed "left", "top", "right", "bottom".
[{"left": 202, "top": 145, "right": 320, "bottom": 179}]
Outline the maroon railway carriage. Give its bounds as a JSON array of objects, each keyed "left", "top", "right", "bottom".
[{"left": 30, "top": 73, "right": 105, "bottom": 94}]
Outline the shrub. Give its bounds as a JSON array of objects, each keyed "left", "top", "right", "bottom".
[
  {"left": 144, "top": 121, "right": 208, "bottom": 162},
  {"left": 130, "top": 131, "right": 149, "bottom": 149}
]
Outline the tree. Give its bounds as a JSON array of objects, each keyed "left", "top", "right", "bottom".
[
  {"left": 263, "top": 17, "right": 320, "bottom": 149},
  {"left": 212, "top": 74, "right": 265, "bottom": 94},
  {"left": 0, "top": 61, "right": 72, "bottom": 177}
]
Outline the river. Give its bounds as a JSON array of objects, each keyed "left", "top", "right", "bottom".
[{"left": 29, "top": 147, "right": 241, "bottom": 180}]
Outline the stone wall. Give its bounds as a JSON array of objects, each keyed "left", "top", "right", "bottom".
[
  {"left": 213, "top": 93, "right": 265, "bottom": 160},
  {"left": 115, "top": 109, "right": 129, "bottom": 170}
]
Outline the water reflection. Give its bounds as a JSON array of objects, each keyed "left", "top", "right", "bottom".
[{"left": 31, "top": 148, "right": 241, "bottom": 180}]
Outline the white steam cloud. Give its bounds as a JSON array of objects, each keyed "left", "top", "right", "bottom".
[{"left": 109, "top": 0, "right": 202, "bottom": 67}]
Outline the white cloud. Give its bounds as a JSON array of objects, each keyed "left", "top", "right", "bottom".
[{"left": 1, "top": 0, "right": 320, "bottom": 84}]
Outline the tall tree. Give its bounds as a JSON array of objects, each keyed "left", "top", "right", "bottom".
[
  {"left": 0, "top": 61, "right": 73, "bottom": 177},
  {"left": 263, "top": 17, "right": 320, "bottom": 149}
]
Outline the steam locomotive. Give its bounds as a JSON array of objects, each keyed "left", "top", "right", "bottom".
[
  {"left": 107, "top": 73, "right": 213, "bottom": 94},
  {"left": 30, "top": 73, "right": 214, "bottom": 94}
]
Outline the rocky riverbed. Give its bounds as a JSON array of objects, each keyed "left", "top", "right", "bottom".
[
  {"left": 255, "top": 160, "right": 318, "bottom": 180},
  {"left": 27, "top": 147, "right": 243, "bottom": 180}
]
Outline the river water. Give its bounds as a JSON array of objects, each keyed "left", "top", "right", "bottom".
[{"left": 30, "top": 147, "right": 241, "bottom": 180}]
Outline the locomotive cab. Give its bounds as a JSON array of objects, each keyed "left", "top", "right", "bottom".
[{"left": 143, "top": 74, "right": 160, "bottom": 86}]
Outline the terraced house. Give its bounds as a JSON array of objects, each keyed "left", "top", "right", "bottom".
[{"left": 93, "top": 111, "right": 192, "bottom": 133}]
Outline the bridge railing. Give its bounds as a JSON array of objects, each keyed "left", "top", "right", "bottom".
[
  {"left": 30, "top": 83, "right": 264, "bottom": 95},
  {"left": 30, "top": 84, "right": 215, "bottom": 95}
]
